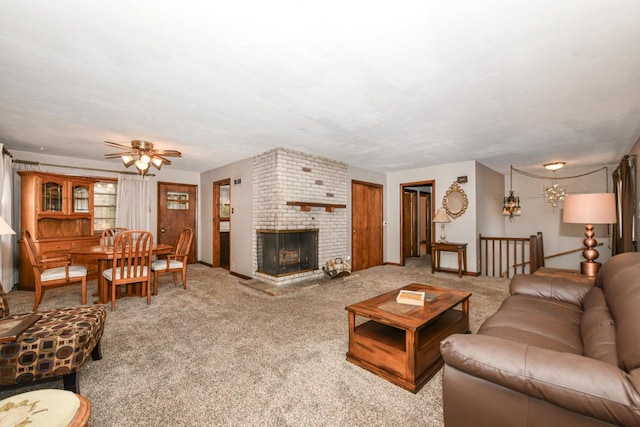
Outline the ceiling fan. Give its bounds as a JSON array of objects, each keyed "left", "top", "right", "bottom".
[{"left": 104, "top": 140, "right": 181, "bottom": 175}]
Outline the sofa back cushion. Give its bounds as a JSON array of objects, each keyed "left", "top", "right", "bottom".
[
  {"left": 581, "top": 287, "right": 618, "bottom": 367},
  {"left": 600, "top": 253, "right": 640, "bottom": 371}
]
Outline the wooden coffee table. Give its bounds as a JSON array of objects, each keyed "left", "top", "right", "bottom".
[{"left": 345, "top": 283, "right": 471, "bottom": 393}]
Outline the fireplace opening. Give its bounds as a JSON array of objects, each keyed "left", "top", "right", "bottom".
[{"left": 257, "top": 229, "right": 318, "bottom": 277}]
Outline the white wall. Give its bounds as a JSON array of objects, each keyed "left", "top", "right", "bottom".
[
  {"left": 387, "top": 160, "right": 479, "bottom": 272},
  {"left": 10, "top": 149, "right": 201, "bottom": 253},
  {"left": 199, "top": 157, "right": 253, "bottom": 276},
  {"left": 505, "top": 164, "right": 616, "bottom": 269},
  {"left": 475, "top": 162, "right": 506, "bottom": 271}
]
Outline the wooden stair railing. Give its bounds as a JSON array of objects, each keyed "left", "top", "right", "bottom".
[{"left": 479, "top": 232, "right": 543, "bottom": 278}]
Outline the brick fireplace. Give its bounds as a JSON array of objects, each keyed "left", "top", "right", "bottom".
[{"left": 252, "top": 148, "right": 348, "bottom": 286}]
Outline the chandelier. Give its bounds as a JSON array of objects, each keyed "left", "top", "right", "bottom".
[
  {"left": 543, "top": 162, "right": 566, "bottom": 208},
  {"left": 104, "top": 140, "right": 182, "bottom": 176},
  {"left": 502, "top": 165, "right": 522, "bottom": 219}
]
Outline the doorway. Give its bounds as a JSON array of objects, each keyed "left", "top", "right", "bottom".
[
  {"left": 351, "top": 180, "right": 383, "bottom": 271},
  {"left": 213, "top": 179, "right": 230, "bottom": 269},
  {"left": 157, "top": 182, "right": 197, "bottom": 264},
  {"left": 400, "top": 180, "right": 434, "bottom": 266}
]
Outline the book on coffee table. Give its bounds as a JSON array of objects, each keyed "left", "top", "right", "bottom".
[{"left": 396, "top": 290, "right": 426, "bottom": 306}]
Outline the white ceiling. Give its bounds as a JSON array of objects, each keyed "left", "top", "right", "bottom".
[{"left": 1, "top": 1, "right": 639, "bottom": 175}]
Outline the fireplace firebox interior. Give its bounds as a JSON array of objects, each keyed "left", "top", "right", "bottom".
[{"left": 257, "top": 229, "right": 319, "bottom": 276}]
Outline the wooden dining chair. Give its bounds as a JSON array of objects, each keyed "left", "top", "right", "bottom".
[
  {"left": 151, "top": 228, "right": 193, "bottom": 295},
  {"left": 100, "top": 227, "right": 128, "bottom": 247},
  {"left": 22, "top": 230, "right": 87, "bottom": 310},
  {"left": 102, "top": 230, "right": 153, "bottom": 311}
]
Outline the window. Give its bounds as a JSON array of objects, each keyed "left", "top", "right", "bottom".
[
  {"left": 167, "top": 191, "right": 189, "bottom": 210},
  {"left": 94, "top": 180, "right": 117, "bottom": 230}
]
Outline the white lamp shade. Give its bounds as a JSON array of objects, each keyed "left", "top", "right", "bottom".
[
  {"left": 563, "top": 193, "right": 617, "bottom": 224},
  {"left": 0, "top": 217, "right": 15, "bottom": 235},
  {"left": 433, "top": 208, "right": 451, "bottom": 223}
]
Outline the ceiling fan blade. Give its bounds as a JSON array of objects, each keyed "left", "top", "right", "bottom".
[
  {"left": 154, "top": 149, "right": 182, "bottom": 157},
  {"left": 104, "top": 141, "right": 133, "bottom": 150},
  {"left": 104, "top": 151, "right": 134, "bottom": 158}
]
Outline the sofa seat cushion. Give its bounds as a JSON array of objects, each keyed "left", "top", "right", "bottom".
[{"left": 478, "top": 294, "right": 583, "bottom": 354}]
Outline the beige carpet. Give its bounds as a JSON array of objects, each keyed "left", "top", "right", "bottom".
[{"left": 0, "top": 257, "right": 509, "bottom": 426}]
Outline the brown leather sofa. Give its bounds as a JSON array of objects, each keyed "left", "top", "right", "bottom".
[{"left": 440, "top": 252, "right": 640, "bottom": 427}]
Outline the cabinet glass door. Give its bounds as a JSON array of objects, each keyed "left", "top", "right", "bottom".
[
  {"left": 42, "top": 181, "right": 64, "bottom": 212},
  {"left": 72, "top": 185, "right": 90, "bottom": 213}
]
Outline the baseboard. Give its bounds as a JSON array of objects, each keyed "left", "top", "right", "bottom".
[
  {"left": 230, "top": 271, "right": 252, "bottom": 280},
  {"left": 198, "top": 261, "right": 213, "bottom": 268}
]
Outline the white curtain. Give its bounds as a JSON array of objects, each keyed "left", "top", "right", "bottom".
[
  {"left": 0, "top": 145, "right": 15, "bottom": 292},
  {"left": 116, "top": 174, "right": 150, "bottom": 230}
]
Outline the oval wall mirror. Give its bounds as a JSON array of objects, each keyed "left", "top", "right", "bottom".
[{"left": 442, "top": 182, "right": 468, "bottom": 219}]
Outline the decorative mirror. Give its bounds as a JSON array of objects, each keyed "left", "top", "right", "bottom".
[{"left": 442, "top": 182, "right": 468, "bottom": 219}]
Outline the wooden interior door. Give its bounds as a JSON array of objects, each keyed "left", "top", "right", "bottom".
[
  {"left": 403, "top": 190, "right": 418, "bottom": 258},
  {"left": 157, "top": 182, "right": 197, "bottom": 264},
  {"left": 213, "top": 179, "right": 231, "bottom": 269},
  {"left": 351, "top": 181, "right": 383, "bottom": 271},
  {"left": 420, "top": 193, "right": 432, "bottom": 255}
]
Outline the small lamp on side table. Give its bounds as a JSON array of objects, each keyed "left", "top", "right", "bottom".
[
  {"left": 562, "top": 193, "right": 616, "bottom": 277},
  {"left": 433, "top": 208, "right": 451, "bottom": 243}
]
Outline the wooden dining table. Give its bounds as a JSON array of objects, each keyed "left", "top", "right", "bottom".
[{"left": 69, "top": 243, "right": 173, "bottom": 304}]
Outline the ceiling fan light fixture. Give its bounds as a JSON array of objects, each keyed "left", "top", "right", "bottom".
[
  {"left": 543, "top": 162, "right": 566, "bottom": 171},
  {"left": 135, "top": 159, "right": 149, "bottom": 171},
  {"left": 121, "top": 155, "right": 135, "bottom": 167},
  {"left": 105, "top": 140, "right": 181, "bottom": 176}
]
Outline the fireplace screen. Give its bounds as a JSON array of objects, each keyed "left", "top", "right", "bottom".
[{"left": 257, "top": 229, "right": 318, "bottom": 276}]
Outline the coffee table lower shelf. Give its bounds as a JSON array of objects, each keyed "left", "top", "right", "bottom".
[{"left": 346, "top": 309, "right": 468, "bottom": 393}]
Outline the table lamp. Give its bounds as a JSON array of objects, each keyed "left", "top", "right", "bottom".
[
  {"left": 0, "top": 217, "right": 15, "bottom": 237},
  {"left": 433, "top": 208, "right": 451, "bottom": 243},
  {"left": 562, "top": 193, "right": 616, "bottom": 277}
]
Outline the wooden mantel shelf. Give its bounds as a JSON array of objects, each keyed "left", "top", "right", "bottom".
[{"left": 287, "top": 201, "right": 347, "bottom": 213}]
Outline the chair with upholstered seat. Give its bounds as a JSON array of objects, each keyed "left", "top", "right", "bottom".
[
  {"left": 151, "top": 228, "right": 193, "bottom": 295},
  {"left": 102, "top": 230, "right": 153, "bottom": 311},
  {"left": 100, "top": 227, "right": 128, "bottom": 247},
  {"left": 22, "top": 230, "right": 87, "bottom": 311}
]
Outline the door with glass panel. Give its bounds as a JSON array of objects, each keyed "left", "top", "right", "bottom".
[{"left": 157, "top": 182, "right": 197, "bottom": 264}]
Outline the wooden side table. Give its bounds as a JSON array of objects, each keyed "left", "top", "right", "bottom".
[{"left": 431, "top": 242, "right": 467, "bottom": 277}]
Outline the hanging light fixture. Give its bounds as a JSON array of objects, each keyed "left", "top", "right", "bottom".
[
  {"left": 104, "top": 140, "right": 182, "bottom": 176},
  {"left": 543, "top": 162, "right": 566, "bottom": 208},
  {"left": 502, "top": 165, "right": 521, "bottom": 219}
]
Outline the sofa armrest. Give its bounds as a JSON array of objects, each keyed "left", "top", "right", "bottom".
[
  {"left": 441, "top": 334, "right": 640, "bottom": 426},
  {"left": 509, "top": 274, "right": 594, "bottom": 306}
]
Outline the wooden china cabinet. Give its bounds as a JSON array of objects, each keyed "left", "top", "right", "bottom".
[{"left": 18, "top": 171, "right": 101, "bottom": 290}]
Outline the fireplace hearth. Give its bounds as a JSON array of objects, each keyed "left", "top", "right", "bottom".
[{"left": 257, "top": 229, "right": 318, "bottom": 276}]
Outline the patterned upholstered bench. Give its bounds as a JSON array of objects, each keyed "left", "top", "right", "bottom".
[{"left": 0, "top": 289, "right": 106, "bottom": 394}]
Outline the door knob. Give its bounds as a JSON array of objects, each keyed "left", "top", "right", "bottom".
[{"left": 160, "top": 228, "right": 166, "bottom": 233}]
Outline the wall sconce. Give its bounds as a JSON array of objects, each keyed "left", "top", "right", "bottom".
[{"left": 563, "top": 193, "right": 617, "bottom": 277}]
